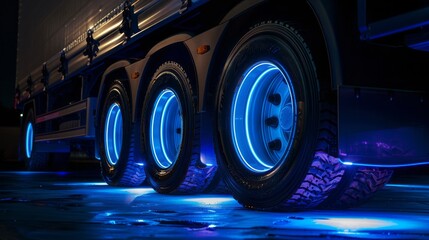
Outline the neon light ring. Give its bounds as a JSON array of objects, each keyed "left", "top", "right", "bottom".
[
  {"left": 150, "top": 89, "right": 183, "bottom": 169},
  {"left": 25, "top": 122, "right": 34, "bottom": 158},
  {"left": 231, "top": 61, "right": 297, "bottom": 173},
  {"left": 104, "top": 102, "right": 123, "bottom": 166}
]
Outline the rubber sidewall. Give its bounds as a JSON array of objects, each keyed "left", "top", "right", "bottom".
[
  {"left": 99, "top": 81, "right": 132, "bottom": 185},
  {"left": 142, "top": 63, "right": 196, "bottom": 193}
]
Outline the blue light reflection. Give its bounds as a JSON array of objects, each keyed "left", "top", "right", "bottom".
[
  {"left": 386, "top": 183, "right": 429, "bottom": 190},
  {"left": 25, "top": 122, "right": 33, "bottom": 158},
  {"left": 314, "top": 218, "right": 397, "bottom": 231},
  {"left": 231, "top": 61, "right": 296, "bottom": 173},
  {"left": 313, "top": 216, "right": 424, "bottom": 233},
  {"left": 182, "top": 197, "right": 236, "bottom": 205},
  {"left": 104, "top": 103, "right": 123, "bottom": 166},
  {"left": 53, "top": 182, "right": 108, "bottom": 186},
  {"left": 150, "top": 89, "right": 183, "bottom": 169},
  {"left": 339, "top": 158, "right": 429, "bottom": 168}
]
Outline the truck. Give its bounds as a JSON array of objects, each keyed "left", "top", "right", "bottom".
[{"left": 15, "top": 0, "right": 429, "bottom": 210}]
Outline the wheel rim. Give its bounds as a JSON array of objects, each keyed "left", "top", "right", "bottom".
[
  {"left": 150, "top": 88, "right": 183, "bottom": 169},
  {"left": 25, "top": 122, "right": 33, "bottom": 158},
  {"left": 104, "top": 103, "right": 123, "bottom": 166},
  {"left": 230, "top": 61, "right": 297, "bottom": 173}
]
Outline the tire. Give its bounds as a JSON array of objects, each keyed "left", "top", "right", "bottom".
[
  {"left": 204, "top": 171, "right": 230, "bottom": 194},
  {"left": 98, "top": 80, "right": 146, "bottom": 186},
  {"left": 142, "top": 61, "right": 216, "bottom": 194},
  {"left": 217, "top": 21, "right": 345, "bottom": 210},
  {"left": 20, "top": 109, "right": 49, "bottom": 170},
  {"left": 320, "top": 167, "right": 393, "bottom": 209}
]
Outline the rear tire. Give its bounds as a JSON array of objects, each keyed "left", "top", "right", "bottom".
[
  {"left": 20, "top": 109, "right": 48, "bottom": 170},
  {"left": 142, "top": 61, "right": 216, "bottom": 194},
  {"left": 217, "top": 21, "right": 345, "bottom": 210},
  {"left": 98, "top": 80, "right": 146, "bottom": 186},
  {"left": 321, "top": 167, "right": 393, "bottom": 209}
]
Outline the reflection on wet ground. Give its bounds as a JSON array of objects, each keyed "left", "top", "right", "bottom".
[{"left": 0, "top": 169, "right": 428, "bottom": 239}]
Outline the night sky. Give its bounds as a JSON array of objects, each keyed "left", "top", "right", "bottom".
[
  {"left": 0, "top": 1, "right": 19, "bottom": 109},
  {"left": 0, "top": 1, "right": 19, "bottom": 126}
]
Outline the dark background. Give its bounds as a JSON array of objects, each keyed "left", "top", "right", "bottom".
[
  {"left": 0, "top": 1, "right": 427, "bottom": 177},
  {"left": 0, "top": 1, "right": 20, "bottom": 166},
  {"left": 0, "top": 1, "right": 19, "bottom": 127}
]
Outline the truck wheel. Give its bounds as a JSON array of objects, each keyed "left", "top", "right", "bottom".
[
  {"left": 321, "top": 167, "right": 393, "bottom": 209},
  {"left": 20, "top": 109, "right": 48, "bottom": 170},
  {"left": 142, "top": 61, "right": 216, "bottom": 194},
  {"left": 99, "top": 80, "right": 145, "bottom": 186},
  {"left": 217, "top": 22, "right": 345, "bottom": 210}
]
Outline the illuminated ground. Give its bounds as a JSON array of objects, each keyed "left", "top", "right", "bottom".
[{"left": 0, "top": 164, "right": 429, "bottom": 239}]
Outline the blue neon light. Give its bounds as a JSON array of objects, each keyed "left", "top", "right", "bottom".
[
  {"left": 386, "top": 183, "right": 429, "bottom": 190},
  {"left": 367, "top": 20, "right": 429, "bottom": 40},
  {"left": 150, "top": 91, "right": 165, "bottom": 166},
  {"left": 105, "top": 106, "right": 113, "bottom": 163},
  {"left": 339, "top": 159, "right": 429, "bottom": 168},
  {"left": 104, "top": 103, "right": 123, "bottom": 166},
  {"left": 230, "top": 61, "right": 297, "bottom": 173},
  {"left": 160, "top": 94, "right": 175, "bottom": 164},
  {"left": 150, "top": 88, "right": 183, "bottom": 169},
  {"left": 113, "top": 108, "right": 121, "bottom": 160},
  {"left": 25, "top": 122, "right": 33, "bottom": 158},
  {"left": 245, "top": 66, "right": 277, "bottom": 170}
]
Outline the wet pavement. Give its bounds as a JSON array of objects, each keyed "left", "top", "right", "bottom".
[{"left": 0, "top": 164, "right": 429, "bottom": 239}]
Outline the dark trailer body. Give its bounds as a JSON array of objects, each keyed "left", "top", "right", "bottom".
[{"left": 15, "top": 0, "right": 429, "bottom": 210}]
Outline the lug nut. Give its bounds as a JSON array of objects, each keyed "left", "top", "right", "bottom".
[
  {"left": 268, "top": 139, "right": 282, "bottom": 151},
  {"left": 265, "top": 116, "right": 279, "bottom": 128},
  {"left": 268, "top": 93, "right": 281, "bottom": 106}
]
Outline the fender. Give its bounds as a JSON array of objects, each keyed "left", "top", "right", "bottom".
[
  {"left": 221, "top": 0, "right": 265, "bottom": 24},
  {"left": 146, "top": 34, "right": 192, "bottom": 57},
  {"left": 94, "top": 60, "right": 131, "bottom": 160},
  {"left": 96, "top": 60, "right": 131, "bottom": 125},
  {"left": 307, "top": 0, "right": 343, "bottom": 88},
  {"left": 130, "top": 34, "right": 193, "bottom": 123}
]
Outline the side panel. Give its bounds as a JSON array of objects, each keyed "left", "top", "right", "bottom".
[
  {"left": 338, "top": 86, "right": 429, "bottom": 167},
  {"left": 308, "top": 0, "right": 429, "bottom": 91},
  {"left": 306, "top": 0, "right": 429, "bottom": 166},
  {"left": 16, "top": 0, "right": 183, "bottom": 98},
  {"left": 16, "top": 0, "right": 122, "bottom": 83}
]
